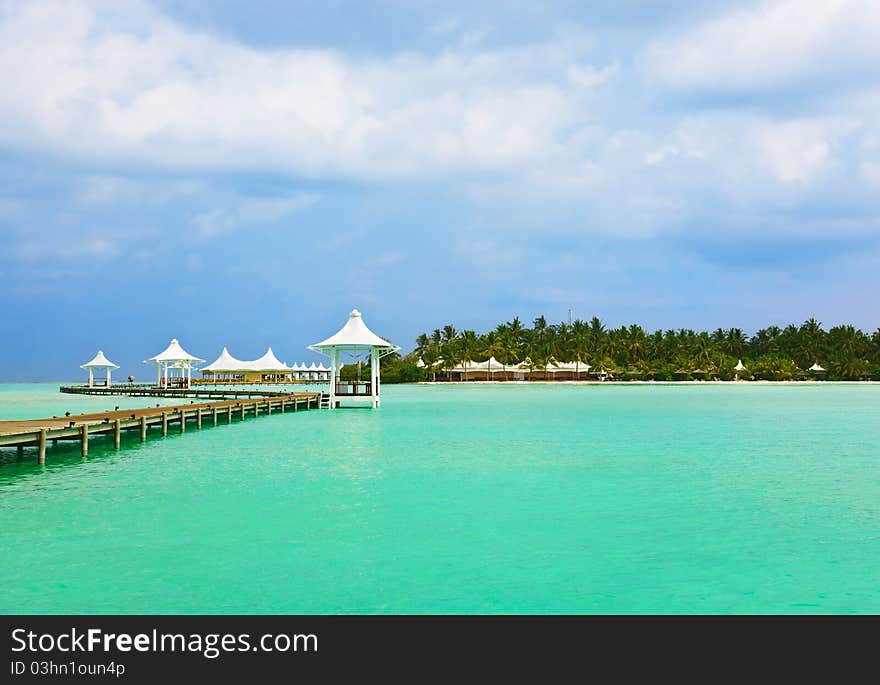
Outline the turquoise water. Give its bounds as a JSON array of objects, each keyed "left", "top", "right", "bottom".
[{"left": 1, "top": 382, "right": 878, "bottom": 614}]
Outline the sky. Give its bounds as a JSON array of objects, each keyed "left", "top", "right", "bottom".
[{"left": 1, "top": 0, "right": 879, "bottom": 379}]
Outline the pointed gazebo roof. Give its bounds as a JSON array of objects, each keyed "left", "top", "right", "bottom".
[
  {"left": 310, "top": 310, "right": 399, "bottom": 352},
  {"left": 81, "top": 350, "right": 119, "bottom": 369},
  {"left": 145, "top": 338, "right": 204, "bottom": 363},
  {"left": 734, "top": 360, "right": 745, "bottom": 371},
  {"left": 249, "top": 347, "right": 290, "bottom": 371},
  {"left": 202, "top": 347, "right": 247, "bottom": 372},
  {"left": 809, "top": 362, "right": 825, "bottom": 371}
]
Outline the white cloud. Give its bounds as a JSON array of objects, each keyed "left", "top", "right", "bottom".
[
  {"left": 567, "top": 61, "right": 619, "bottom": 88},
  {"left": 192, "top": 192, "right": 317, "bottom": 238},
  {"left": 641, "top": 0, "right": 880, "bottom": 92},
  {"left": 0, "top": 0, "right": 600, "bottom": 181}
]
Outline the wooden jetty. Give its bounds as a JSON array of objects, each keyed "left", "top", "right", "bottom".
[
  {"left": 0, "top": 391, "right": 321, "bottom": 464},
  {"left": 59, "top": 384, "right": 304, "bottom": 399}
]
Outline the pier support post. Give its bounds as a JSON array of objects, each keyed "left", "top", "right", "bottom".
[
  {"left": 162, "top": 412, "right": 168, "bottom": 436},
  {"left": 140, "top": 416, "right": 147, "bottom": 441},
  {"left": 114, "top": 419, "right": 121, "bottom": 449},
  {"left": 267, "top": 401, "right": 271, "bottom": 415},
  {"left": 81, "top": 424, "right": 89, "bottom": 457},
  {"left": 180, "top": 410, "right": 186, "bottom": 433},
  {"left": 240, "top": 404, "right": 245, "bottom": 420},
  {"left": 38, "top": 429, "right": 47, "bottom": 464},
  {"left": 197, "top": 408, "right": 202, "bottom": 430},
  {"left": 212, "top": 407, "right": 218, "bottom": 426},
  {"left": 227, "top": 406, "right": 232, "bottom": 423},
  {"left": 280, "top": 399, "right": 285, "bottom": 413},
  {"left": 294, "top": 398, "right": 298, "bottom": 412},
  {"left": 16, "top": 445, "right": 23, "bottom": 460}
]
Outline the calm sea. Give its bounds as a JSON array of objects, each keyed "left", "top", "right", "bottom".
[{"left": 1, "top": 382, "right": 878, "bottom": 614}]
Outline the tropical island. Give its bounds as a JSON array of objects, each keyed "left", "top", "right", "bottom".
[{"left": 357, "top": 317, "right": 880, "bottom": 383}]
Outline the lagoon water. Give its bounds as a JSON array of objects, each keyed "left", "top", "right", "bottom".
[{"left": 1, "top": 382, "right": 878, "bottom": 614}]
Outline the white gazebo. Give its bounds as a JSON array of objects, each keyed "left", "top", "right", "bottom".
[
  {"left": 809, "top": 363, "right": 825, "bottom": 372},
  {"left": 734, "top": 359, "right": 745, "bottom": 380},
  {"left": 145, "top": 338, "right": 204, "bottom": 389},
  {"left": 80, "top": 350, "right": 119, "bottom": 388},
  {"left": 309, "top": 309, "right": 399, "bottom": 408}
]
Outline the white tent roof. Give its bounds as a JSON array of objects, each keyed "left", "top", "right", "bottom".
[
  {"left": 734, "top": 360, "right": 745, "bottom": 371},
  {"left": 317, "top": 363, "right": 329, "bottom": 371},
  {"left": 146, "top": 338, "right": 204, "bottom": 363},
  {"left": 310, "top": 309, "right": 398, "bottom": 351},
  {"left": 809, "top": 363, "right": 825, "bottom": 371},
  {"left": 202, "top": 347, "right": 248, "bottom": 372},
  {"left": 81, "top": 350, "right": 119, "bottom": 369},
  {"left": 249, "top": 347, "right": 290, "bottom": 371},
  {"left": 551, "top": 361, "right": 592, "bottom": 372},
  {"left": 308, "top": 362, "right": 319, "bottom": 370},
  {"left": 416, "top": 358, "right": 426, "bottom": 368}
]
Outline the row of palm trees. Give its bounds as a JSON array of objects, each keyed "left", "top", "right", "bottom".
[{"left": 410, "top": 317, "right": 880, "bottom": 381}]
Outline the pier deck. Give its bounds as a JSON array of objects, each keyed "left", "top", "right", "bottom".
[
  {"left": 59, "top": 385, "right": 310, "bottom": 399},
  {"left": 0, "top": 391, "right": 321, "bottom": 464}
]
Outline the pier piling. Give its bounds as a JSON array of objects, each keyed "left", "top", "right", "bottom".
[
  {"left": 38, "top": 429, "right": 47, "bottom": 464},
  {"left": 81, "top": 424, "right": 89, "bottom": 457},
  {"left": 162, "top": 412, "right": 168, "bottom": 436},
  {"left": 114, "top": 419, "right": 121, "bottom": 449},
  {"left": 140, "top": 416, "right": 147, "bottom": 441}
]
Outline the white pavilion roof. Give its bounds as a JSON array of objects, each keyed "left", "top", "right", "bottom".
[
  {"left": 202, "top": 347, "right": 248, "bottom": 372},
  {"left": 146, "top": 338, "right": 204, "bottom": 363},
  {"left": 734, "top": 360, "right": 745, "bottom": 371},
  {"left": 249, "top": 347, "right": 290, "bottom": 371},
  {"left": 551, "top": 361, "right": 592, "bottom": 372},
  {"left": 81, "top": 350, "right": 119, "bottom": 369},
  {"left": 310, "top": 309, "right": 398, "bottom": 351},
  {"left": 809, "top": 363, "right": 825, "bottom": 371}
]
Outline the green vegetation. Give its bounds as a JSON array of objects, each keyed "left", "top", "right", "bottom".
[{"left": 379, "top": 317, "right": 880, "bottom": 382}]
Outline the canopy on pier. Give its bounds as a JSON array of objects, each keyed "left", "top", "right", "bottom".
[
  {"left": 145, "top": 339, "right": 204, "bottom": 389},
  {"left": 80, "top": 350, "right": 119, "bottom": 388},
  {"left": 249, "top": 347, "right": 290, "bottom": 372},
  {"left": 81, "top": 350, "right": 119, "bottom": 370},
  {"left": 202, "top": 347, "right": 248, "bottom": 373},
  {"left": 310, "top": 309, "right": 400, "bottom": 409}
]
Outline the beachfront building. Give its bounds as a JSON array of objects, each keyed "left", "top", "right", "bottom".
[
  {"left": 309, "top": 309, "right": 399, "bottom": 408},
  {"left": 80, "top": 350, "right": 119, "bottom": 388},
  {"left": 145, "top": 339, "right": 204, "bottom": 389},
  {"left": 200, "top": 348, "right": 332, "bottom": 384},
  {"left": 444, "top": 358, "right": 593, "bottom": 381}
]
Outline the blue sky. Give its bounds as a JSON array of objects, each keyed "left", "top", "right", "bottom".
[{"left": 1, "top": 0, "right": 879, "bottom": 380}]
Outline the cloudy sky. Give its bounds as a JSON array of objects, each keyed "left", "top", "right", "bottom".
[{"left": 1, "top": 0, "right": 879, "bottom": 379}]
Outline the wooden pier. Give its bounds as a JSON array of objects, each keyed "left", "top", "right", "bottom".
[
  {"left": 59, "top": 384, "right": 306, "bottom": 399},
  {"left": 0, "top": 391, "right": 321, "bottom": 464}
]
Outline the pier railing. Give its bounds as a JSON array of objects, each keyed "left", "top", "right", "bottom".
[{"left": 335, "top": 381, "right": 372, "bottom": 396}]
